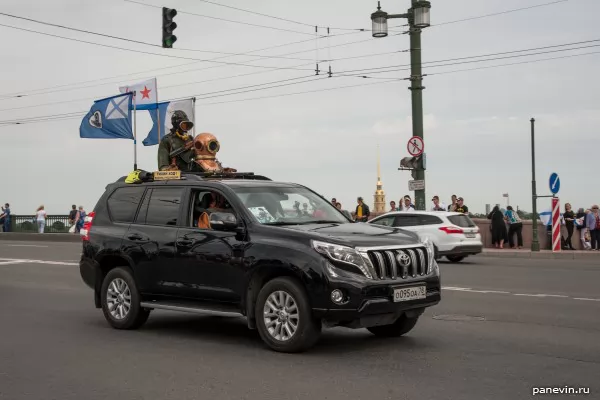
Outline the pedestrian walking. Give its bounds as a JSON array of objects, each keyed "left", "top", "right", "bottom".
[
  {"left": 504, "top": 206, "right": 523, "bottom": 249},
  {"left": 35, "top": 205, "right": 47, "bottom": 234},
  {"left": 562, "top": 203, "right": 576, "bottom": 250},
  {"left": 354, "top": 197, "right": 370, "bottom": 222},
  {"left": 586, "top": 205, "right": 600, "bottom": 250},
  {"left": 0, "top": 203, "right": 11, "bottom": 232},
  {"left": 488, "top": 205, "right": 506, "bottom": 249}
]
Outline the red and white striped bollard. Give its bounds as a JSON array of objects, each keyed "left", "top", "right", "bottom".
[{"left": 551, "top": 197, "right": 561, "bottom": 252}]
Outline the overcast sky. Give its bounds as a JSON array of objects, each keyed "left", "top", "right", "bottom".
[{"left": 1, "top": 0, "right": 598, "bottom": 215}]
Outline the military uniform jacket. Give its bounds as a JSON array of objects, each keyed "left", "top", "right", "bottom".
[{"left": 157, "top": 133, "right": 196, "bottom": 171}]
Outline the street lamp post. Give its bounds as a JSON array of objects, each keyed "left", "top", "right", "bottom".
[
  {"left": 371, "top": 0, "right": 431, "bottom": 211},
  {"left": 530, "top": 118, "right": 540, "bottom": 251}
]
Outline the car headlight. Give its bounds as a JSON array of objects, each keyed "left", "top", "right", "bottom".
[
  {"left": 419, "top": 235, "right": 438, "bottom": 274},
  {"left": 311, "top": 240, "right": 374, "bottom": 279}
]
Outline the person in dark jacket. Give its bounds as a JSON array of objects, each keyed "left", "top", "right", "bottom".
[
  {"left": 487, "top": 205, "right": 506, "bottom": 249},
  {"left": 355, "top": 197, "right": 370, "bottom": 222}
]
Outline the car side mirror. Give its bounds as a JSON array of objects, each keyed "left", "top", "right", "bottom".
[
  {"left": 210, "top": 212, "right": 238, "bottom": 231},
  {"left": 341, "top": 210, "right": 352, "bottom": 220}
]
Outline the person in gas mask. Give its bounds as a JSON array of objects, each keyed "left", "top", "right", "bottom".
[{"left": 157, "top": 110, "right": 195, "bottom": 171}]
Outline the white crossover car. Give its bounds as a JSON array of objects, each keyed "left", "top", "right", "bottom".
[{"left": 368, "top": 211, "right": 483, "bottom": 262}]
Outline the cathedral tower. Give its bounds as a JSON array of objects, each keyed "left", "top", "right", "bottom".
[{"left": 374, "top": 146, "right": 386, "bottom": 213}]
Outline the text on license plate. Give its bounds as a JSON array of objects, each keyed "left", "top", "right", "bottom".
[
  {"left": 393, "top": 286, "right": 427, "bottom": 302},
  {"left": 465, "top": 233, "right": 476, "bottom": 238}
]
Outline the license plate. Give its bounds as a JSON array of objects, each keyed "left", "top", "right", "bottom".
[
  {"left": 393, "top": 286, "right": 427, "bottom": 302},
  {"left": 465, "top": 233, "right": 476, "bottom": 238}
]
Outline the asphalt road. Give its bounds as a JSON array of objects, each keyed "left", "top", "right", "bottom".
[{"left": 1, "top": 240, "right": 598, "bottom": 400}]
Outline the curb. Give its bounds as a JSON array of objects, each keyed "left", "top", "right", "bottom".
[
  {"left": 0, "top": 233, "right": 81, "bottom": 243},
  {"left": 479, "top": 250, "right": 600, "bottom": 260}
]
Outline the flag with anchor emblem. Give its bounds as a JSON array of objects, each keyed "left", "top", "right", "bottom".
[{"left": 79, "top": 93, "right": 134, "bottom": 139}]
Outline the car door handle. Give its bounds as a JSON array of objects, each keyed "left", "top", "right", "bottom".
[
  {"left": 177, "top": 239, "right": 194, "bottom": 246},
  {"left": 127, "top": 233, "right": 145, "bottom": 241}
]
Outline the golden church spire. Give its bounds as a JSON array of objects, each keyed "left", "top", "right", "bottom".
[{"left": 374, "top": 145, "right": 386, "bottom": 213}]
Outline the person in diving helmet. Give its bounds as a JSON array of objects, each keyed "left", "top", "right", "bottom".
[{"left": 157, "top": 110, "right": 196, "bottom": 171}]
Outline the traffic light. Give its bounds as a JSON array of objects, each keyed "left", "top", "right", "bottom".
[{"left": 162, "top": 7, "right": 178, "bottom": 48}]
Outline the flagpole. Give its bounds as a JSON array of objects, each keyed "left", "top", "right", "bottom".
[
  {"left": 154, "top": 78, "right": 160, "bottom": 145},
  {"left": 133, "top": 91, "right": 138, "bottom": 170},
  {"left": 192, "top": 97, "right": 196, "bottom": 137}
]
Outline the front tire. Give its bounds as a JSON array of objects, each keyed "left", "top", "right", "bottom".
[
  {"left": 255, "top": 277, "right": 321, "bottom": 353},
  {"left": 101, "top": 267, "right": 150, "bottom": 330},
  {"left": 367, "top": 314, "right": 419, "bottom": 337},
  {"left": 446, "top": 255, "right": 465, "bottom": 263}
]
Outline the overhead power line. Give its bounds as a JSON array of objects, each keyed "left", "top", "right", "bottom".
[
  {"left": 2, "top": 47, "right": 598, "bottom": 127},
  {"left": 0, "top": 31, "right": 365, "bottom": 100},
  {"left": 433, "top": 0, "right": 569, "bottom": 27},
  {"left": 123, "top": 0, "right": 313, "bottom": 36},
  {"left": 388, "top": 0, "right": 568, "bottom": 29},
  {"left": 0, "top": 22, "right": 318, "bottom": 73},
  {"left": 0, "top": 11, "right": 318, "bottom": 60},
  {"left": 334, "top": 38, "right": 600, "bottom": 75},
  {"left": 125, "top": 0, "right": 367, "bottom": 32}
]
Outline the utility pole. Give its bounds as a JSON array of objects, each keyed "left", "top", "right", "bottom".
[
  {"left": 530, "top": 118, "right": 540, "bottom": 251},
  {"left": 409, "top": 0, "right": 426, "bottom": 211}
]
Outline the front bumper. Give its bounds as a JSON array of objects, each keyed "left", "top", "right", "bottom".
[
  {"left": 438, "top": 244, "right": 482, "bottom": 256},
  {"left": 313, "top": 275, "right": 441, "bottom": 329}
]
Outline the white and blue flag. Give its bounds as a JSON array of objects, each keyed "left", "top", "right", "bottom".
[
  {"left": 143, "top": 98, "right": 194, "bottom": 146},
  {"left": 80, "top": 93, "right": 134, "bottom": 139}
]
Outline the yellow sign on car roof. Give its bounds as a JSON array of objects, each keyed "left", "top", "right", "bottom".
[{"left": 153, "top": 171, "right": 181, "bottom": 181}]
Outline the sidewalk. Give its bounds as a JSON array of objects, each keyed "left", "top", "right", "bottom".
[{"left": 480, "top": 248, "right": 600, "bottom": 260}]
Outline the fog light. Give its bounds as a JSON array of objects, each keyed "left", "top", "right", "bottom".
[{"left": 331, "top": 289, "right": 344, "bottom": 304}]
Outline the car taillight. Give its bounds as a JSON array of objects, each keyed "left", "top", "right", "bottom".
[
  {"left": 81, "top": 211, "right": 95, "bottom": 241},
  {"left": 439, "top": 226, "right": 463, "bottom": 234}
]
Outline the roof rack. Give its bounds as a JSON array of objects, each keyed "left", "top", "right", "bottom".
[{"left": 182, "top": 172, "right": 271, "bottom": 181}]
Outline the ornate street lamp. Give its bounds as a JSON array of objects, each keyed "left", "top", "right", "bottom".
[{"left": 370, "top": 1, "right": 432, "bottom": 211}]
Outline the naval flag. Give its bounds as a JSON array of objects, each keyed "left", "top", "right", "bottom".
[
  {"left": 79, "top": 93, "right": 134, "bottom": 139},
  {"left": 119, "top": 78, "right": 158, "bottom": 110},
  {"left": 142, "top": 98, "right": 195, "bottom": 146}
]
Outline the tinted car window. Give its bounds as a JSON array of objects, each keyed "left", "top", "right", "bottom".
[
  {"left": 145, "top": 187, "right": 184, "bottom": 226},
  {"left": 448, "top": 214, "right": 476, "bottom": 227},
  {"left": 107, "top": 187, "right": 145, "bottom": 223},
  {"left": 371, "top": 216, "right": 395, "bottom": 226},
  {"left": 393, "top": 215, "right": 421, "bottom": 227},
  {"left": 419, "top": 215, "right": 442, "bottom": 225},
  {"left": 134, "top": 189, "right": 152, "bottom": 224}
]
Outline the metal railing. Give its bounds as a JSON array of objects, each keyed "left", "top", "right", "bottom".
[{"left": 5, "top": 215, "right": 73, "bottom": 233}]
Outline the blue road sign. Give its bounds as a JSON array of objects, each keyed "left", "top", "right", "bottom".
[{"left": 549, "top": 172, "right": 560, "bottom": 194}]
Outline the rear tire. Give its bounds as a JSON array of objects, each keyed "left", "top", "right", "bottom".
[
  {"left": 446, "top": 255, "right": 465, "bottom": 263},
  {"left": 367, "top": 314, "right": 419, "bottom": 337},
  {"left": 101, "top": 267, "right": 150, "bottom": 330},
  {"left": 255, "top": 277, "right": 321, "bottom": 353}
]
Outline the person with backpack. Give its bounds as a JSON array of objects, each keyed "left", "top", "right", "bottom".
[{"left": 504, "top": 206, "right": 523, "bottom": 249}]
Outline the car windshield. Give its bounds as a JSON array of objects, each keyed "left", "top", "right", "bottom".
[{"left": 231, "top": 185, "right": 349, "bottom": 225}]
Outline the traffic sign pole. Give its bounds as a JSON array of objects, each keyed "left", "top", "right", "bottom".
[{"left": 551, "top": 197, "right": 561, "bottom": 252}]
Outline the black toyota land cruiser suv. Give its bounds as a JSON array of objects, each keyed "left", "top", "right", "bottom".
[{"left": 79, "top": 172, "right": 441, "bottom": 352}]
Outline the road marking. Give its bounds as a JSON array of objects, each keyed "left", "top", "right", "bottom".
[
  {"left": 0, "top": 260, "right": 28, "bottom": 266},
  {"left": 4, "top": 244, "right": 49, "bottom": 248},
  {"left": 442, "top": 286, "right": 598, "bottom": 303},
  {"left": 0, "top": 258, "right": 78, "bottom": 266}
]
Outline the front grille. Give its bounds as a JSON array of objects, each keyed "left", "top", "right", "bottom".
[{"left": 364, "top": 247, "right": 429, "bottom": 280}]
